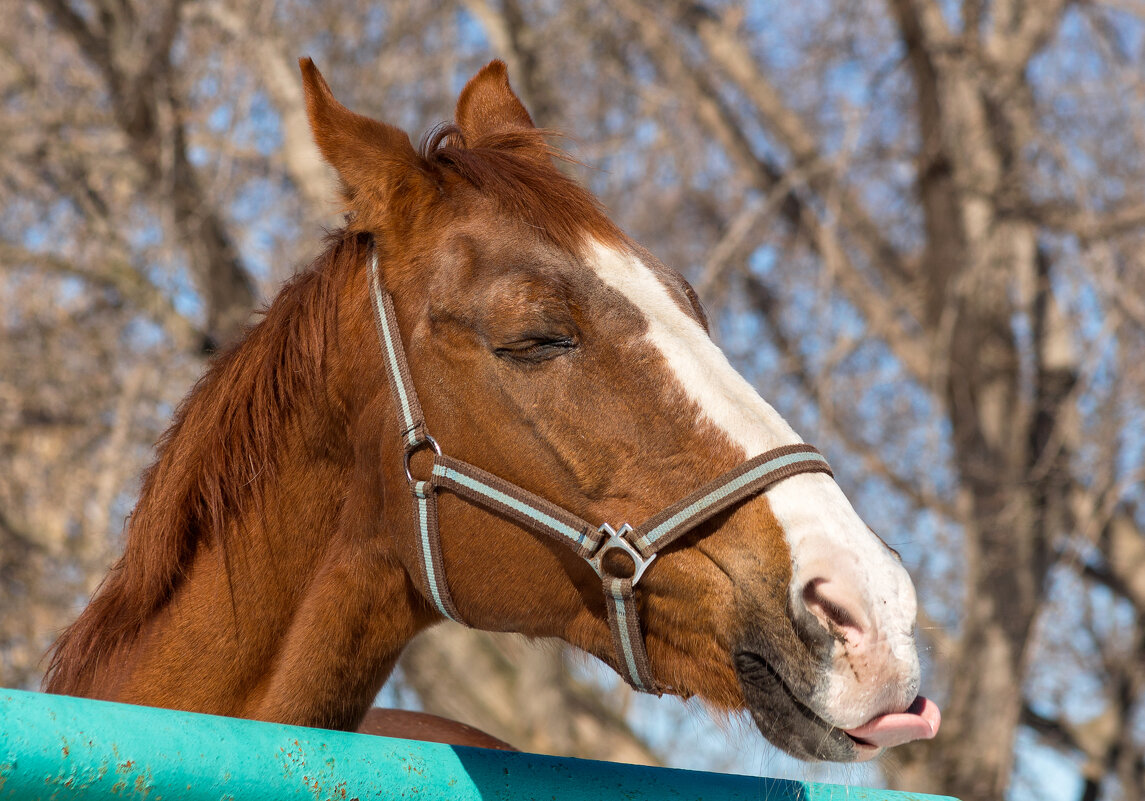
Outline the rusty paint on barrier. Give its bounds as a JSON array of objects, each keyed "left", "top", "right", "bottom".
[{"left": 0, "top": 688, "right": 961, "bottom": 801}]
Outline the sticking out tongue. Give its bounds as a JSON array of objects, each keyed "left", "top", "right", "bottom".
[{"left": 844, "top": 696, "right": 941, "bottom": 749}]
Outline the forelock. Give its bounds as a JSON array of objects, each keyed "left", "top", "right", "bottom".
[{"left": 418, "top": 124, "right": 623, "bottom": 255}]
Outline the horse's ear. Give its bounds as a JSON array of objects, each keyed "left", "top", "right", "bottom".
[
  {"left": 299, "top": 58, "right": 423, "bottom": 218},
  {"left": 455, "top": 60, "right": 535, "bottom": 141}
]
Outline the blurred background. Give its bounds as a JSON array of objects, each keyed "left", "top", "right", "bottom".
[{"left": 2, "top": 1, "right": 1144, "bottom": 799}]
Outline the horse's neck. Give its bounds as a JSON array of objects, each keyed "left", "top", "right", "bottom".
[
  {"left": 104, "top": 429, "right": 423, "bottom": 728},
  {"left": 81, "top": 263, "right": 436, "bottom": 729}
]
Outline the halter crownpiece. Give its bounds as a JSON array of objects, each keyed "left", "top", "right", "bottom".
[{"left": 368, "top": 250, "right": 833, "bottom": 694}]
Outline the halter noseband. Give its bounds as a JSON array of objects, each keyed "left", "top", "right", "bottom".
[{"left": 368, "top": 251, "right": 832, "bottom": 695}]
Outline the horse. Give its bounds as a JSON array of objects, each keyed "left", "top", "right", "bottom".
[{"left": 44, "top": 58, "right": 939, "bottom": 763}]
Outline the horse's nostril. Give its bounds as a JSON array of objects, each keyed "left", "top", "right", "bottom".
[{"left": 801, "top": 578, "right": 866, "bottom": 641}]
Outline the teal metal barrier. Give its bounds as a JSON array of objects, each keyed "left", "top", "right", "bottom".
[{"left": 1, "top": 688, "right": 956, "bottom": 800}]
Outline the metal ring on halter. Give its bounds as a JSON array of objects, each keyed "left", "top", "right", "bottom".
[
  {"left": 588, "top": 523, "right": 656, "bottom": 585},
  {"left": 403, "top": 435, "right": 442, "bottom": 485}
]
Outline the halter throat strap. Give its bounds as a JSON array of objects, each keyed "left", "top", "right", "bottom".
[{"left": 368, "top": 251, "right": 833, "bottom": 695}]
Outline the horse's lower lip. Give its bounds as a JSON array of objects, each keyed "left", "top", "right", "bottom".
[
  {"left": 734, "top": 650, "right": 858, "bottom": 760},
  {"left": 844, "top": 736, "right": 883, "bottom": 762}
]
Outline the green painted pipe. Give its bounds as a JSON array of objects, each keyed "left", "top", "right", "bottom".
[{"left": 1, "top": 688, "right": 957, "bottom": 801}]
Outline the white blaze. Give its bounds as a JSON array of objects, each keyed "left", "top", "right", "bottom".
[{"left": 588, "top": 241, "right": 920, "bottom": 726}]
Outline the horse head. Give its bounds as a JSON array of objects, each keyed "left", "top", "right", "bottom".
[{"left": 300, "top": 59, "right": 939, "bottom": 762}]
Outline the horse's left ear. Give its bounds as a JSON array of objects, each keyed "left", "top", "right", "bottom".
[{"left": 455, "top": 60, "right": 535, "bottom": 141}]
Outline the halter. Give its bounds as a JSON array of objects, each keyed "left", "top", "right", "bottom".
[{"left": 368, "top": 251, "right": 833, "bottom": 694}]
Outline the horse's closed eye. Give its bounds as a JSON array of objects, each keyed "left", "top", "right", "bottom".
[{"left": 494, "top": 336, "right": 577, "bottom": 364}]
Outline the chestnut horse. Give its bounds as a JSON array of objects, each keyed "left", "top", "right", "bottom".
[{"left": 44, "top": 59, "right": 939, "bottom": 762}]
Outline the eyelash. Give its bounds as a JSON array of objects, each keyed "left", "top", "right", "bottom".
[{"left": 495, "top": 336, "right": 577, "bottom": 363}]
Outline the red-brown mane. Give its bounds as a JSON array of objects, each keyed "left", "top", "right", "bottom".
[
  {"left": 418, "top": 124, "right": 623, "bottom": 254},
  {"left": 44, "top": 232, "right": 367, "bottom": 695}
]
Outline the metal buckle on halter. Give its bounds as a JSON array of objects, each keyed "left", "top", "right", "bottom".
[
  {"left": 588, "top": 523, "right": 656, "bottom": 585},
  {"left": 403, "top": 434, "right": 442, "bottom": 485}
]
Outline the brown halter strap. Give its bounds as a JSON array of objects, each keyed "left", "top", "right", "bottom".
[{"left": 368, "top": 251, "right": 833, "bottom": 694}]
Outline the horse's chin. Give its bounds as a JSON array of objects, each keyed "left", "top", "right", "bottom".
[{"left": 734, "top": 650, "right": 879, "bottom": 763}]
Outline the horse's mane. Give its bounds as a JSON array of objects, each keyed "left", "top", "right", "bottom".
[
  {"left": 418, "top": 124, "right": 623, "bottom": 253},
  {"left": 43, "top": 127, "right": 613, "bottom": 695},
  {"left": 44, "top": 230, "right": 368, "bottom": 694}
]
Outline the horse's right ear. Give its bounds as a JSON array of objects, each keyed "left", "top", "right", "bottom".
[
  {"left": 455, "top": 60, "right": 535, "bottom": 141},
  {"left": 299, "top": 58, "right": 423, "bottom": 221}
]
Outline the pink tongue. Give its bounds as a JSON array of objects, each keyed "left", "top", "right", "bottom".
[{"left": 844, "top": 696, "right": 941, "bottom": 749}]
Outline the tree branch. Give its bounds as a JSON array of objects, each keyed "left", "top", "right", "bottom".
[
  {"left": 0, "top": 505, "right": 44, "bottom": 560},
  {"left": 1021, "top": 703, "right": 1083, "bottom": 754},
  {"left": 32, "top": 0, "right": 111, "bottom": 76},
  {"left": 986, "top": 0, "right": 1073, "bottom": 75},
  {"left": 742, "top": 273, "right": 959, "bottom": 520},
  {"left": 196, "top": 2, "right": 338, "bottom": 225},
  {"left": 1031, "top": 200, "right": 1145, "bottom": 243},
  {"left": 673, "top": 0, "right": 916, "bottom": 294},
  {"left": 610, "top": 0, "right": 933, "bottom": 386},
  {"left": 0, "top": 242, "right": 205, "bottom": 353},
  {"left": 1072, "top": 486, "right": 1145, "bottom": 614},
  {"left": 37, "top": 0, "right": 256, "bottom": 348}
]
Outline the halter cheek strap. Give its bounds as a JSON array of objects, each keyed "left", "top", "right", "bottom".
[{"left": 368, "top": 252, "right": 833, "bottom": 694}]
